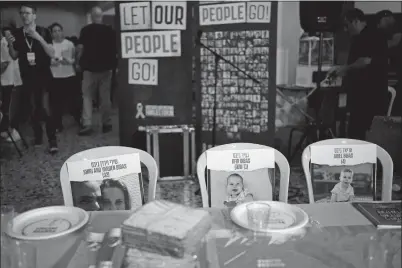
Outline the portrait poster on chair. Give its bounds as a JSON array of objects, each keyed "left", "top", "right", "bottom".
[
  {"left": 206, "top": 148, "right": 275, "bottom": 208},
  {"left": 65, "top": 153, "right": 144, "bottom": 212},
  {"left": 310, "top": 144, "right": 377, "bottom": 203}
]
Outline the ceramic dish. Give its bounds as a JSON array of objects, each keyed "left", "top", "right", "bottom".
[
  {"left": 6, "top": 206, "right": 89, "bottom": 241},
  {"left": 230, "top": 201, "right": 309, "bottom": 233}
]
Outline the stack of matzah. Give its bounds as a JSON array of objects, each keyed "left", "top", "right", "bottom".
[
  {"left": 123, "top": 247, "right": 200, "bottom": 268},
  {"left": 122, "top": 200, "right": 212, "bottom": 258}
]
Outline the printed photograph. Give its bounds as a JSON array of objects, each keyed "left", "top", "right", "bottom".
[
  {"left": 70, "top": 173, "right": 144, "bottom": 211},
  {"left": 311, "top": 163, "right": 376, "bottom": 203},
  {"left": 209, "top": 169, "right": 275, "bottom": 208}
]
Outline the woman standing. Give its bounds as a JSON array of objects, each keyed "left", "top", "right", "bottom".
[
  {"left": 49, "top": 23, "right": 79, "bottom": 131},
  {"left": 0, "top": 26, "right": 22, "bottom": 142}
]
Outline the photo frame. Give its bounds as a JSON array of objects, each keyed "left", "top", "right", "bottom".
[
  {"left": 310, "top": 144, "right": 377, "bottom": 203},
  {"left": 206, "top": 148, "right": 275, "bottom": 208},
  {"left": 65, "top": 153, "right": 145, "bottom": 212}
]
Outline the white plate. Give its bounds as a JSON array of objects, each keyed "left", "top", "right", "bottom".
[
  {"left": 6, "top": 206, "right": 89, "bottom": 241},
  {"left": 230, "top": 201, "right": 309, "bottom": 233}
]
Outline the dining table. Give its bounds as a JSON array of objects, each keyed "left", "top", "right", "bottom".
[{"left": 4, "top": 202, "right": 401, "bottom": 268}]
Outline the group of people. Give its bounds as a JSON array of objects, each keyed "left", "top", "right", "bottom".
[
  {"left": 0, "top": 4, "right": 117, "bottom": 154},
  {"left": 328, "top": 8, "right": 401, "bottom": 140}
]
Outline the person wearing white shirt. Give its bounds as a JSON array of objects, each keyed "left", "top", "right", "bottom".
[
  {"left": 1, "top": 27, "right": 22, "bottom": 142},
  {"left": 49, "top": 22, "right": 79, "bottom": 131}
]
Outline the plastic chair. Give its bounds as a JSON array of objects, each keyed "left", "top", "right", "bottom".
[
  {"left": 387, "top": 86, "right": 396, "bottom": 116},
  {"left": 196, "top": 143, "right": 290, "bottom": 207},
  {"left": 302, "top": 139, "right": 394, "bottom": 203},
  {"left": 60, "top": 146, "right": 159, "bottom": 207}
]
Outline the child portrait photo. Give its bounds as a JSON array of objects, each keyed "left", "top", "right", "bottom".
[
  {"left": 312, "top": 163, "right": 375, "bottom": 203},
  {"left": 209, "top": 169, "right": 274, "bottom": 208}
]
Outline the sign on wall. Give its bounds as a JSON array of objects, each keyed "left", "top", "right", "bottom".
[
  {"left": 199, "top": 2, "right": 271, "bottom": 26},
  {"left": 128, "top": 58, "right": 158, "bottom": 85},
  {"left": 119, "top": 2, "right": 151, "bottom": 31},
  {"left": 117, "top": 1, "right": 194, "bottom": 174},
  {"left": 152, "top": 2, "right": 187, "bottom": 30},
  {"left": 121, "top": 30, "right": 182, "bottom": 58}
]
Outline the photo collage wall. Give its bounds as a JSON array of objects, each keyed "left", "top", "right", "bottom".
[
  {"left": 200, "top": 30, "right": 271, "bottom": 140},
  {"left": 197, "top": 1, "right": 277, "bottom": 151}
]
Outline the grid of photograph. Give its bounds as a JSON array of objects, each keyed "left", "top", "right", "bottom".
[{"left": 200, "top": 30, "right": 270, "bottom": 136}]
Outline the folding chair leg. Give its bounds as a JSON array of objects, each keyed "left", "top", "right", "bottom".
[
  {"left": 288, "top": 128, "right": 297, "bottom": 159},
  {"left": 6, "top": 129, "right": 23, "bottom": 157}
]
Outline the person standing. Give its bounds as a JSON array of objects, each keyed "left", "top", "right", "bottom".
[
  {"left": 328, "top": 8, "right": 388, "bottom": 140},
  {"left": 76, "top": 6, "right": 117, "bottom": 136},
  {"left": 6, "top": 4, "right": 58, "bottom": 153},
  {"left": 1, "top": 26, "right": 22, "bottom": 142},
  {"left": 49, "top": 22, "right": 80, "bottom": 131}
]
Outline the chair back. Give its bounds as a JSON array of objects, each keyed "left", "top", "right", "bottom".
[
  {"left": 197, "top": 143, "right": 290, "bottom": 207},
  {"left": 302, "top": 138, "right": 393, "bottom": 203},
  {"left": 387, "top": 86, "right": 396, "bottom": 116},
  {"left": 60, "top": 146, "right": 158, "bottom": 209}
]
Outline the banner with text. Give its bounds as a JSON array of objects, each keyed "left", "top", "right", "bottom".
[
  {"left": 310, "top": 144, "right": 377, "bottom": 166},
  {"left": 67, "top": 153, "right": 141, "bottom": 181},
  {"left": 121, "top": 30, "right": 182, "bottom": 58},
  {"left": 199, "top": 2, "right": 271, "bottom": 26},
  {"left": 152, "top": 2, "right": 187, "bottom": 30},
  {"left": 117, "top": 1, "right": 194, "bottom": 177},
  {"left": 128, "top": 58, "right": 158, "bottom": 85},
  {"left": 206, "top": 148, "right": 275, "bottom": 171},
  {"left": 119, "top": 2, "right": 151, "bottom": 31}
]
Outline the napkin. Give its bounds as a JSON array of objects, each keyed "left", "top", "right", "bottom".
[{"left": 122, "top": 200, "right": 212, "bottom": 258}]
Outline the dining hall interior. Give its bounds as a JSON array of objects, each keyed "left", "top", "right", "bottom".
[{"left": 0, "top": 1, "right": 401, "bottom": 268}]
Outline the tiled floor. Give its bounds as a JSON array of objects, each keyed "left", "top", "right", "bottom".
[{"left": 0, "top": 110, "right": 400, "bottom": 213}]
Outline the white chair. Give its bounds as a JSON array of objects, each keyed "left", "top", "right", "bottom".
[
  {"left": 302, "top": 139, "right": 394, "bottom": 203},
  {"left": 387, "top": 86, "right": 396, "bottom": 116},
  {"left": 197, "top": 143, "right": 290, "bottom": 207},
  {"left": 60, "top": 146, "right": 158, "bottom": 207}
]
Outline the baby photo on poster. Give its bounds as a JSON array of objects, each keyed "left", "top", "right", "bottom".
[
  {"left": 209, "top": 169, "right": 274, "bottom": 208},
  {"left": 311, "top": 163, "right": 375, "bottom": 203},
  {"left": 310, "top": 144, "right": 377, "bottom": 203},
  {"left": 206, "top": 148, "right": 275, "bottom": 208}
]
